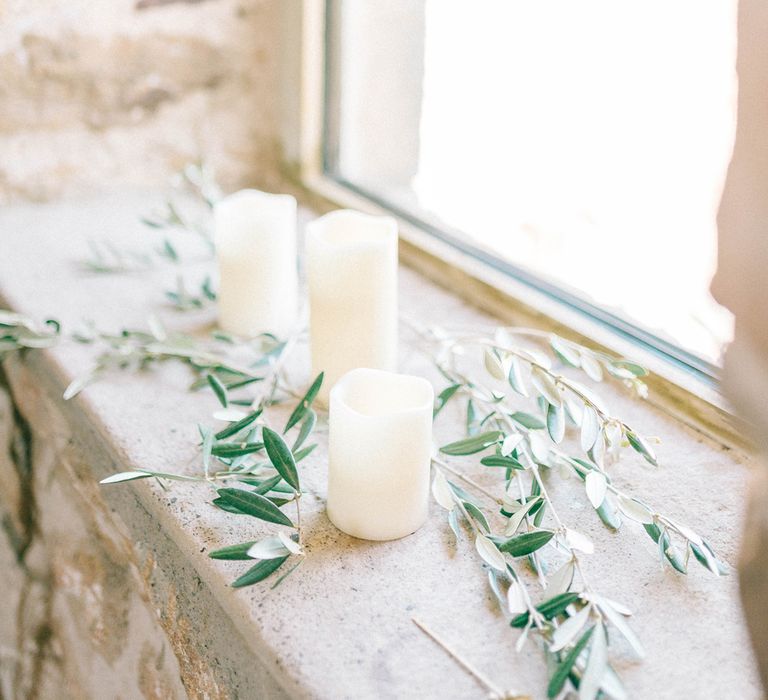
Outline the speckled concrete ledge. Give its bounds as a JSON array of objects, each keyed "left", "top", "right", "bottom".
[{"left": 0, "top": 191, "right": 760, "bottom": 699}]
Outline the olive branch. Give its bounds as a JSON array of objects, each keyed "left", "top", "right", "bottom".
[{"left": 414, "top": 320, "right": 727, "bottom": 699}]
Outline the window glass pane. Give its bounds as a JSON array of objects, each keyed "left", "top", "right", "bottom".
[{"left": 326, "top": 0, "right": 737, "bottom": 371}]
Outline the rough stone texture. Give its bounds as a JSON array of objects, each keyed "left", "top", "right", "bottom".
[
  {"left": 0, "top": 191, "right": 761, "bottom": 699},
  {"left": 0, "top": 0, "right": 284, "bottom": 204}
]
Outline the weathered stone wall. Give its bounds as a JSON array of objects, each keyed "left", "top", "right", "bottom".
[
  {"left": 0, "top": 353, "right": 291, "bottom": 699},
  {"left": 0, "top": 0, "right": 285, "bottom": 203}
]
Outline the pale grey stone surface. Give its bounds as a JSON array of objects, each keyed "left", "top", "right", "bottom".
[{"left": 0, "top": 191, "right": 760, "bottom": 699}]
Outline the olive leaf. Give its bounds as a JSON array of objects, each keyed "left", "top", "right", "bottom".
[
  {"left": 209, "top": 541, "right": 257, "bottom": 560},
  {"left": 546, "top": 403, "right": 565, "bottom": 443},
  {"left": 292, "top": 409, "right": 317, "bottom": 451},
  {"left": 579, "top": 622, "right": 608, "bottom": 700},
  {"left": 480, "top": 455, "right": 524, "bottom": 470},
  {"left": 440, "top": 431, "right": 503, "bottom": 456},
  {"left": 507, "top": 355, "right": 528, "bottom": 396},
  {"left": 475, "top": 534, "right": 507, "bottom": 572},
  {"left": 547, "top": 626, "right": 595, "bottom": 699},
  {"left": 231, "top": 556, "right": 289, "bottom": 588},
  {"left": 215, "top": 488, "right": 293, "bottom": 527},
  {"left": 580, "top": 405, "right": 600, "bottom": 452},
  {"left": 626, "top": 430, "right": 658, "bottom": 466},
  {"left": 484, "top": 348, "right": 506, "bottom": 380},
  {"left": 207, "top": 373, "right": 229, "bottom": 407},
  {"left": 497, "top": 530, "right": 554, "bottom": 557},
  {"left": 510, "top": 592, "right": 582, "bottom": 628},
  {"left": 215, "top": 408, "right": 263, "bottom": 440},
  {"left": 247, "top": 536, "right": 292, "bottom": 560},
  {"left": 585, "top": 471, "right": 607, "bottom": 509},
  {"left": 262, "top": 427, "right": 300, "bottom": 492},
  {"left": 618, "top": 496, "right": 654, "bottom": 524},
  {"left": 550, "top": 604, "right": 592, "bottom": 652},
  {"left": 531, "top": 366, "right": 562, "bottom": 406},
  {"left": 431, "top": 470, "right": 456, "bottom": 510},
  {"left": 284, "top": 372, "right": 324, "bottom": 433}
]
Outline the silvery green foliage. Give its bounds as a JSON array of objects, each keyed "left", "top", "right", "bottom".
[
  {"left": 0, "top": 310, "right": 60, "bottom": 358},
  {"left": 430, "top": 326, "right": 726, "bottom": 699}
]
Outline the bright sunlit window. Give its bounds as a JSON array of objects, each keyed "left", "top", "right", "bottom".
[{"left": 324, "top": 0, "right": 738, "bottom": 376}]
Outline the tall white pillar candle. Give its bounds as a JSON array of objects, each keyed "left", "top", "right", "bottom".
[
  {"left": 214, "top": 189, "right": 298, "bottom": 338},
  {"left": 306, "top": 210, "right": 398, "bottom": 403},
  {"left": 327, "top": 368, "right": 434, "bottom": 541}
]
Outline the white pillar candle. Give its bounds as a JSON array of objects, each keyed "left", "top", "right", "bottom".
[
  {"left": 306, "top": 210, "right": 398, "bottom": 403},
  {"left": 214, "top": 189, "right": 298, "bottom": 338},
  {"left": 327, "top": 368, "right": 434, "bottom": 541}
]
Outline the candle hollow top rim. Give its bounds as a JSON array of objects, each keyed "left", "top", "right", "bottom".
[
  {"left": 330, "top": 368, "right": 433, "bottom": 419},
  {"left": 306, "top": 209, "right": 397, "bottom": 248}
]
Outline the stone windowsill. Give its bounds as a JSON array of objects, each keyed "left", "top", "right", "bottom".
[{"left": 0, "top": 190, "right": 758, "bottom": 699}]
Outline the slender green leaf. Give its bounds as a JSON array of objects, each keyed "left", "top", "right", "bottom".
[
  {"left": 596, "top": 497, "right": 622, "bottom": 531},
  {"left": 284, "top": 372, "right": 324, "bottom": 433},
  {"left": 447, "top": 508, "right": 462, "bottom": 542},
  {"left": 202, "top": 425, "right": 214, "bottom": 473},
  {"left": 531, "top": 366, "right": 562, "bottom": 406},
  {"left": 262, "top": 427, "right": 300, "bottom": 492},
  {"left": 434, "top": 383, "right": 462, "bottom": 417},
  {"left": 216, "top": 488, "right": 293, "bottom": 526},
  {"left": 585, "top": 471, "right": 607, "bottom": 509},
  {"left": 480, "top": 455, "right": 524, "bottom": 469},
  {"left": 207, "top": 373, "right": 229, "bottom": 407},
  {"left": 292, "top": 409, "right": 316, "bottom": 451},
  {"left": 580, "top": 352, "right": 604, "bottom": 382},
  {"left": 247, "top": 536, "right": 292, "bottom": 559},
  {"left": 643, "top": 523, "right": 685, "bottom": 573},
  {"left": 618, "top": 496, "right": 654, "bottom": 524},
  {"left": 252, "top": 474, "right": 284, "bottom": 495},
  {"left": 432, "top": 470, "right": 456, "bottom": 510},
  {"left": 212, "top": 497, "right": 246, "bottom": 514},
  {"left": 475, "top": 534, "right": 507, "bottom": 572},
  {"left": 466, "top": 399, "right": 479, "bottom": 435},
  {"left": 504, "top": 497, "right": 542, "bottom": 536},
  {"left": 215, "top": 408, "right": 263, "bottom": 440},
  {"left": 440, "top": 431, "right": 502, "bottom": 456},
  {"left": 626, "top": 430, "right": 658, "bottom": 466},
  {"left": 580, "top": 405, "right": 600, "bottom": 453},
  {"left": 551, "top": 336, "right": 581, "bottom": 367},
  {"left": 209, "top": 541, "right": 256, "bottom": 560},
  {"left": 464, "top": 502, "right": 490, "bottom": 533},
  {"left": 612, "top": 360, "right": 648, "bottom": 377},
  {"left": 508, "top": 356, "right": 528, "bottom": 396},
  {"left": 510, "top": 592, "right": 582, "bottom": 628},
  {"left": 600, "top": 601, "right": 645, "bottom": 658},
  {"left": 551, "top": 604, "right": 592, "bottom": 652},
  {"left": 484, "top": 348, "right": 506, "bottom": 380},
  {"left": 498, "top": 530, "right": 554, "bottom": 557},
  {"left": 510, "top": 411, "right": 546, "bottom": 430},
  {"left": 547, "top": 626, "right": 595, "bottom": 698},
  {"left": 231, "top": 556, "right": 289, "bottom": 588},
  {"left": 580, "top": 622, "right": 608, "bottom": 700},
  {"left": 691, "top": 540, "right": 728, "bottom": 575},
  {"left": 211, "top": 441, "right": 264, "bottom": 458},
  {"left": 293, "top": 444, "right": 317, "bottom": 462},
  {"left": 546, "top": 403, "right": 565, "bottom": 443}
]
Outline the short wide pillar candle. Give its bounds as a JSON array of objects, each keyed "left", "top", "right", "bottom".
[
  {"left": 306, "top": 210, "right": 398, "bottom": 403},
  {"left": 327, "top": 368, "right": 434, "bottom": 541},
  {"left": 214, "top": 189, "right": 298, "bottom": 338}
]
